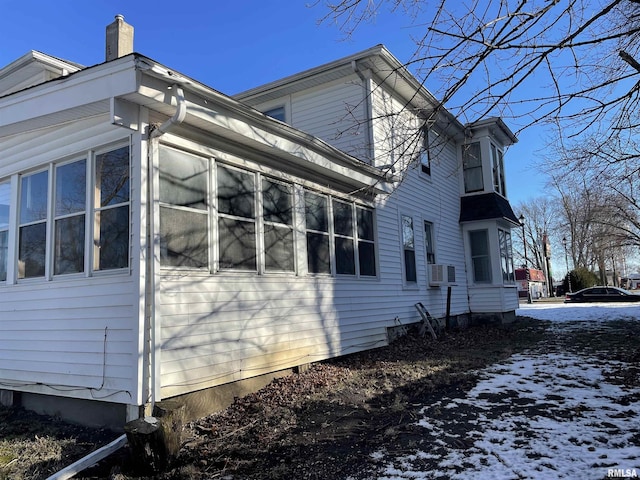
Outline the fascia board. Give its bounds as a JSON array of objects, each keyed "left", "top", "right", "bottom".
[{"left": 0, "top": 57, "right": 139, "bottom": 129}]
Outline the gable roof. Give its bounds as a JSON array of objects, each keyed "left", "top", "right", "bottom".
[
  {"left": 0, "top": 50, "right": 83, "bottom": 97},
  {"left": 234, "top": 44, "right": 465, "bottom": 138}
]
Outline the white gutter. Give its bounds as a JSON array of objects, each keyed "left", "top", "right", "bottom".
[
  {"left": 150, "top": 84, "right": 186, "bottom": 138},
  {"left": 45, "top": 434, "right": 127, "bottom": 480}
]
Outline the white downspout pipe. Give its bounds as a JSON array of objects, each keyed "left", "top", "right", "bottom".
[
  {"left": 147, "top": 85, "right": 186, "bottom": 409},
  {"left": 45, "top": 84, "right": 187, "bottom": 480}
]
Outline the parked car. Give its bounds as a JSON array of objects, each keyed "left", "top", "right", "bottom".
[{"left": 564, "top": 286, "right": 640, "bottom": 303}]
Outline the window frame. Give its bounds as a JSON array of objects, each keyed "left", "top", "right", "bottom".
[
  {"left": 491, "top": 143, "right": 506, "bottom": 196},
  {"left": 462, "top": 142, "right": 484, "bottom": 193},
  {"left": 0, "top": 181, "right": 11, "bottom": 282},
  {"left": 499, "top": 228, "right": 515, "bottom": 283},
  {"left": 420, "top": 128, "right": 432, "bottom": 176},
  {"left": 401, "top": 214, "right": 417, "bottom": 284},
  {"left": 424, "top": 220, "right": 436, "bottom": 265},
  {"left": 469, "top": 229, "right": 492, "bottom": 283}
]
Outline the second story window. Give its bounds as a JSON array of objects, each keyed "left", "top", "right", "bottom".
[
  {"left": 264, "top": 106, "right": 286, "bottom": 122},
  {"left": 463, "top": 142, "right": 483, "bottom": 193},
  {"left": 420, "top": 129, "right": 431, "bottom": 176},
  {"left": 491, "top": 144, "right": 506, "bottom": 196}
]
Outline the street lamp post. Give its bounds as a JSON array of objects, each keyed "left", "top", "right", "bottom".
[
  {"left": 519, "top": 214, "right": 532, "bottom": 304},
  {"left": 562, "top": 236, "right": 572, "bottom": 293}
]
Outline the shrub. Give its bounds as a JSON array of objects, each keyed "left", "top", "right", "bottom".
[{"left": 565, "top": 267, "right": 599, "bottom": 291}]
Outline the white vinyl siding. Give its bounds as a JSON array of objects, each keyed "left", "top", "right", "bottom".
[{"left": 0, "top": 117, "right": 140, "bottom": 405}]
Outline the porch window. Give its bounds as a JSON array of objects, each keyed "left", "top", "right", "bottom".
[
  {"left": 401, "top": 215, "right": 417, "bottom": 282},
  {"left": 18, "top": 170, "right": 48, "bottom": 278},
  {"left": 333, "top": 199, "right": 355, "bottom": 275},
  {"left": 159, "top": 147, "right": 209, "bottom": 268},
  {"left": 357, "top": 207, "right": 376, "bottom": 276},
  {"left": 462, "top": 142, "right": 483, "bottom": 193},
  {"left": 470, "top": 229, "right": 491, "bottom": 283},
  {"left": 93, "top": 146, "right": 130, "bottom": 271},
  {"left": 0, "top": 181, "right": 9, "bottom": 281},
  {"left": 262, "top": 178, "right": 294, "bottom": 272},
  {"left": 305, "top": 191, "right": 331, "bottom": 274},
  {"left": 217, "top": 164, "right": 257, "bottom": 271},
  {"left": 54, "top": 159, "right": 86, "bottom": 275},
  {"left": 499, "top": 229, "right": 514, "bottom": 283}
]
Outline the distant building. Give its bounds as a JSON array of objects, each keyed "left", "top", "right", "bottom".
[{"left": 515, "top": 268, "right": 546, "bottom": 299}]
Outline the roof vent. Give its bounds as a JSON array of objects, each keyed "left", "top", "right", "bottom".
[{"left": 106, "top": 14, "right": 134, "bottom": 61}]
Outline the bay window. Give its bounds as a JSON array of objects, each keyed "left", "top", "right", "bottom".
[{"left": 491, "top": 144, "right": 506, "bottom": 196}]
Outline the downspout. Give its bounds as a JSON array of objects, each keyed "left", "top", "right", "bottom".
[
  {"left": 147, "top": 85, "right": 186, "bottom": 409},
  {"left": 351, "top": 60, "right": 375, "bottom": 165}
]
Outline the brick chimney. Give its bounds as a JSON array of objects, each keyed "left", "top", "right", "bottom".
[{"left": 106, "top": 14, "right": 134, "bottom": 61}]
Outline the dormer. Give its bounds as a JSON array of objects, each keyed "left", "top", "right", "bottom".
[{"left": 460, "top": 117, "right": 518, "bottom": 198}]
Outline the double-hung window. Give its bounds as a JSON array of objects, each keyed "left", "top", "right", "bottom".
[
  {"left": 15, "top": 145, "right": 130, "bottom": 281},
  {"left": 93, "top": 147, "right": 130, "bottom": 271},
  {"left": 0, "top": 182, "right": 10, "bottom": 282},
  {"left": 217, "top": 164, "right": 257, "bottom": 271},
  {"left": 305, "top": 191, "right": 331, "bottom": 274},
  {"left": 420, "top": 129, "right": 431, "bottom": 175},
  {"left": 462, "top": 142, "right": 483, "bottom": 193},
  {"left": 401, "top": 215, "right": 417, "bottom": 283},
  {"left": 499, "top": 229, "right": 514, "bottom": 283},
  {"left": 356, "top": 207, "right": 376, "bottom": 276},
  {"left": 54, "top": 159, "right": 86, "bottom": 275},
  {"left": 159, "top": 147, "right": 209, "bottom": 268},
  {"left": 18, "top": 170, "right": 48, "bottom": 279},
  {"left": 470, "top": 230, "right": 491, "bottom": 283},
  {"left": 262, "top": 178, "right": 294, "bottom": 272},
  {"left": 333, "top": 199, "right": 356, "bottom": 275}
]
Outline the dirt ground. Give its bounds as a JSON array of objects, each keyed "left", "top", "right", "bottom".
[{"left": 1, "top": 315, "right": 638, "bottom": 480}]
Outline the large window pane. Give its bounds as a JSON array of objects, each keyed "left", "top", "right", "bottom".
[
  {"left": 217, "top": 165, "right": 255, "bottom": 218},
  {"left": 96, "top": 206, "right": 129, "bottom": 270},
  {"left": 160, "top": 206, "right": 208, "bottom": 268},
  {"left": 358, "top": 242, "right": 376, "bottom": 276},
  {"left": 304, "top": 192, "right": 328, "bottom": 232},
  {"left": 463, "top": 142, "right": 483, "bottom": 193},
  {"left": 333, "top": 200, "right": 353, "bottom": 236},
  {"left": 18, "top": 223, "right": 46, "bottom": 278},
  {"left": 218, "top": 217, "right": 256, "bottom": 270},
  {"left": 470, "top": 230, "right": 491, "bottom": 283},
  {"left": 262, "top": 178, "right": 292, "bottom": 224},
  {"left": 357, "top": 207, "right": 374, "bottom": 241},
  {"left": 335, "top": 237, "right": 355, "bottom": 275},
  {"left": 159, "top": 147, "right": 208, "bottom": 210},
  {"left": 307, "top": 232, "right": 330, "bottom": 274},
  {"left": 54, "top": 215, "right": 85, "bottom": 275},
  {"left": 264, "top": 224, "right": 294, "bottom": 272},
  {"left": 94, "top": 146, "right": 130, "bottom": 271},
  {"left": 20, "top": 171, "right": 48, "bottom": 224},
  {"left": 55, "top": 160, "right": 86, "bottom": 216},
  {"left": 97, "top": 147, "right": 130, "bottom": 207},
  {"left": 401, "top": 215, "right": 416, "bottom": 282}
]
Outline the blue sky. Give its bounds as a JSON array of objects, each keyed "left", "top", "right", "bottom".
[{"left": 1, "top": 1, "right": 546, "bottom": 207}]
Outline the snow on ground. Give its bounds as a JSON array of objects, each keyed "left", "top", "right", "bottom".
[{"left": 371, "top": 302, "right": 640, "bottom": 480}]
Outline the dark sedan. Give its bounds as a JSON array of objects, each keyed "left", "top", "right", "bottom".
[{"left": 564, "top": 286, "right": 640, "bottom": 303}]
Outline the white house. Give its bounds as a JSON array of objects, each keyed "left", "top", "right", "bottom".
[{"left": 0, "top": 17, "right": 519, "bottom": 428}]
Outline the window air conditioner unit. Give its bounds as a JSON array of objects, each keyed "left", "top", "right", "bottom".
[{"left": 428, "top": 264, "right": 456, "bottom": 287}]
